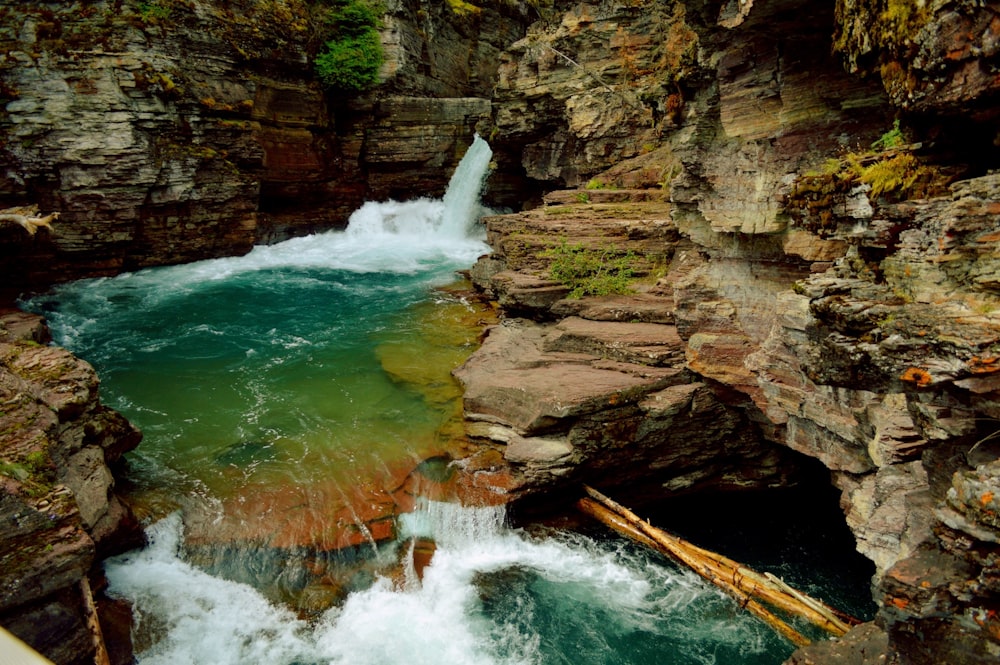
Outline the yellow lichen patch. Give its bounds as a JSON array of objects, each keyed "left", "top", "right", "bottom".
[
  {"left": 879, "top": 0, "right": 932, "bottom": 46},
  {"left": 446, "top": 0, "right": 482, "bottom": 16}
]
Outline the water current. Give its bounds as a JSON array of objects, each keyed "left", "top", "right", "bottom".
[{"left": 23, "top": 136, "right": 873, "bottom": 664}]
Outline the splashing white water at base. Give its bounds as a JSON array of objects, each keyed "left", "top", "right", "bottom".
[{"left": 106, "top": 502, "right": 776, "bottom": 665}]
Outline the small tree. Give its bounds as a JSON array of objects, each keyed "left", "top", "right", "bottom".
[{"left": 315, "top": 0, "right": 384, "bottom": 93}]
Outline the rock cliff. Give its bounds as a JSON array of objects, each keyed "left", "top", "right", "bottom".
[
  {"left": 0, "top": 0, "right": 531, "bottom": 295},
  {"left": 0, "top": 309, "right": 142, "bottom": 665},
  {"left": 461, "top": 0, "right": 1000, "bottom": 663}
]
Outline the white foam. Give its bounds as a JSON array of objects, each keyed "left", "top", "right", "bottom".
[
  {"left": 106, "top": 503, "right": 713, "bottom": 665},
  {"left": 28, "top": 134, "right": 494, "bottom": 326},
  {"left": 105, "top": 514, "right": 318, "bottom": 665}
]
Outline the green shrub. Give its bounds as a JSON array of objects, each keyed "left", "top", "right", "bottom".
[
  {"left": 316, "top": 31, "right": 383, "bottom": 91},
  {"left": 870, "top": 119, "right": 905, "bottom": 151},
  {"left": 315, "top": 0, "right": 384, "bottom": 92},
  {"left": 542, "top": 239, "right": 636, "bottom": 299}
]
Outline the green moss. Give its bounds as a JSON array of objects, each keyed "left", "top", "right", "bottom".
[
  {"left": 135, "top": 1, "right": 171, "bottom": 22},
  {"left": 446, "top": 0, "right": 482, "bottom": 16},
  {"left": 540, "top": 238, "right": 637, "bottom": 299},
  {"left": 585, "top": 178, "right": 614, "bottom": 190},
  {"left": 0, "top": 447, "right": 56, "bottom": 497}
]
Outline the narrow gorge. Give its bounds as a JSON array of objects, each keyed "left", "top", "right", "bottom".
[{"left": 1, "top": 1, "right": 998, "bottom": 664}]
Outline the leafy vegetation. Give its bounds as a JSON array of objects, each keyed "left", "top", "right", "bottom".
[
  {"left": 870, "top": 119, "right": 905, "bottom": 151},
  {"left": 314, "top": 0, "right": 384, "bottom": 93},
  {"left": 786, "top": 120, "right": 949, "bottom": 236},
  {"left": 131, "top": 0, "right": 172, "bottom": 22},
  {"left": 541, "top": 239, "right": 637, "bottom": 299}
]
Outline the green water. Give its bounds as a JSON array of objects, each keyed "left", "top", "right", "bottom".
[{"left": 29, "top": 247, "right": 489, "bottom": 546}]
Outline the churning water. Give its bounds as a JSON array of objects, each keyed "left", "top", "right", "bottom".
[{"left": 23, "top": 136, "right": 870, "bottom": 664}]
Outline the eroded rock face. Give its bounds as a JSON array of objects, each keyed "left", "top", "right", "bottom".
[
  {"left": 478, "top": 1, "right": 1000, "bottom": 662},
  {"left": 834, "top": 0, "right": 1000, "bottom": 121},
  {"left": 0, "top": 0, "right": 530, "bottom": 295},
  {"left": 0, "top": 310, "right": 142, "bottom": 664},
  {"left": 1, "top": 0, "right": 998, "bottom": 662},
  {"left": 454, "top": 314, "right": 798, "bottom": 503}
]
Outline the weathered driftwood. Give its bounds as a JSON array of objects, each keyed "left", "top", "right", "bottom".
[
  {"left": 579, "top": 485, "right": 860, "bottom": 647},
  {"left": 79, "top": 577, "right": 111, "bottom": 665},
  {"left": 0, "top": 205, "right": 59, "bottom": 236}
]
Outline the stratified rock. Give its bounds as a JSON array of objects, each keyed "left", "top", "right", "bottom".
[
  {"left": 0, "top": 1, "right": 532, "bottom": 293},
  {"left": 454, "top": 316, "right": 796, "bottom": 501},
  {"left": 784, "top": 621, "right": 890, "bottom": 665},
  {"left": 1, "top": 310, "right": 141, "bottom": 664},
  {"left": 834, "top": 0, "right": 1000, "bottom": 121}
]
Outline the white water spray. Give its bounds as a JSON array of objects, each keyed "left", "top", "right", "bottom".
[
  {"left": 107, "top": 502, "right": 759, "bottom": 665},
  {"left": 347, "top": 133, "right": 493, "bottom": 240}
]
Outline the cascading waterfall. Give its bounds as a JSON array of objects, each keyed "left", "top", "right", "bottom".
[{"left": 24, "top": 134, "right": 867, "bottom": 664}]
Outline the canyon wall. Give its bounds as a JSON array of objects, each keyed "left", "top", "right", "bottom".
[
  {"left": 0, "top": 0, "right": 529, "bottom": 295},
  {"left": 460, "top": 0, "right": 1000, "bottom": 663},
  {"left": 0, "top": 309, "right": 142, "bottom": 665}
]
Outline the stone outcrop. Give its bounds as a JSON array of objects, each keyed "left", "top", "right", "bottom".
[
  {"left": 0, "top": 309, "right": 142, "bottom": 664},
  {"left": 1, "top": 0, "right": 999, "bottom": 663},
  {"left": 0, "top": 0, "right": 532, "bottom": 295},
  {"left": 467, "top": 0, "right": 1000, "bottom": 663},
  {"left": 454, "top": 313, "right": 798, "bottom": 503}
]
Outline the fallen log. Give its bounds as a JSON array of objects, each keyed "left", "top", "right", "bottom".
[
  {"left": 578, "top": 497, "right": 811, "bottom": 647},
  {"left": 580, "top": 485, "right": 860, "bottom": 646},
  {"left": 79, "top": 577, "right": 111, "bottom": 665}
]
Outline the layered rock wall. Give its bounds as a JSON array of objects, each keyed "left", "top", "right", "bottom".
[
  {"left": 469, "top": 0, "right": 1000, "bottom": 663},
  {"left": 2, "top": 0, "right": 999, "bottom": 663},
  {"left": 0, "top": 0, "right": 530, "bottom": 295},
  {"left": 0, "top": 310, "right": 142, "bottom": 664}
]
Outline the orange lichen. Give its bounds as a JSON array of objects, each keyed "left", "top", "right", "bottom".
[
  {"left": 901, "top": 366, "right": 933, "bottom": 387},
  {"left": 888, "top": 596, "right": 910, "bottom": 609},
  {"left": 968, "top": 356, "right": 1000, "bottom": 374},
  {"left": 982, "top": 491, "right": 995, "bottom": 507}
]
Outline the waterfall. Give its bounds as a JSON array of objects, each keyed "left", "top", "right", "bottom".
[
  {"left": 33, "top": 132, "right": 819, "bottom": 665},
  {"left": 345, "top": 134, "right": 493, "bottom": 240},
  {"left": 106, "top": 503, "right": 765, "bottom": 665},
  {"left": 440, "top": 134, "right": 494, "bottom": 236}
]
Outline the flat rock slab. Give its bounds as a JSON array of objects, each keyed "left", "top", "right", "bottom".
[
  {"left": 550, "top": 293, "right": 676, "bottom": 323},
  {"left": 545, "top": 316, "right": 685, "bottom": 366},
  {"left": 454, "top": 319, "right": 687, "bottom": 434}
]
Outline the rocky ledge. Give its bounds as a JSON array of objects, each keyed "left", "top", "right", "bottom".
[
  {"left": 0, "top": 309, "right": 142, "bottom": 665},
  {"left": 451, "top": 175, "right": 1000, "bottom": 664}
]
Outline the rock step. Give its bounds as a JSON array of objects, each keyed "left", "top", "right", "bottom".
[
  {"left": 543, "top": 189, "right": 670, "bottom": 206},
  {"left": 454, "top": 318, "right": 690, "bottom": 435}
]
